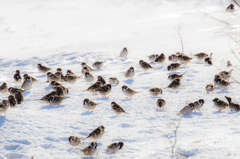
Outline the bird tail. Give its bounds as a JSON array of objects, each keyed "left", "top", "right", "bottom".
[
  {"left": 225, "top": 96, "right": 231, "bottom": 105},
  {"left": 229, "top": 81, "right": 235, "bottom": 84},
  {"left": 125, "top": 112, "right": 130, "bottom": 115},
  {"left": 182, "top": 71, "right": 188, "bottom": 75},
  {"left": 229, "top": 69, "right": 234, "bottom": 73},
  {"left": 82, "top": 90, "right": 88, "bottom": 92},
  {"left": 176, "top": 113, "right": 181, "bottom": 116},
  {"left": 116, "top": 80, "right": 119, "bottom": 85}
]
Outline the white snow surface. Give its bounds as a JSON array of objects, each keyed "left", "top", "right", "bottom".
[{"left": 1, "top": 0, "right": 240, "bottom": 158}]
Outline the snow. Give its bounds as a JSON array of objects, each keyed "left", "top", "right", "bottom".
[{"left": 1, "top": 0, "right": 240, "bottom": 158}]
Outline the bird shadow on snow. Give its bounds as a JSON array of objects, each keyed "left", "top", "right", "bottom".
[
  {"left": 97, "top": 97, "right": 109, "bottom": 101},
  {"left": 123, "top": 79, "right": 134, "bottom": 85},
  {"left": 181, "top": 115, "right": 193, "bottom": 118},
  {"left": 213, "top": 111, "right": 225, "bottom": 114},
  {"left": 41, "top": 105, "right": 64, "bottom": 109},
  {"left": 36, "top": 75, "right": 46, "bottom": 78},
  {"left": 0, "top": 116, "right": 6, "bottom": 127},
  {"left": 81, "top": 112, "right": 93, "bottom": 116},
  {"left": 156, "top": 66, "right": 164, "bottom": 70},
  {"left": 22, "top": 91, "right": 30, "bottom": 96},
  {"left": 121, "top": 98, "right": 131, "bottom": 102},
  {"left": 192, "top": 112, "right": 203, "bottom": 116},
  {"left": 138, "top": 72, "right": 150, "bottom": 76}
]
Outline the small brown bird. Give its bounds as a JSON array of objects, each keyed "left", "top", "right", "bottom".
[
  {"left": 36, "top": 88, "right": 64, "bottom": 104},
  {"left": 225, "top": 96, "right": 240, "bottom": 112},
  {"left": 139, "top": 60, "right": 154, "bottom": 73},
  {"left": 68, "top": 136, "right": 82, "bottom": 146},
  {"left": 204, "top": 53, "right": 213, "bottom": 65},
  {"left": 178, "top": 54, "right": 193, "bottom": 66},
  {"left": 49, "top": 81, "right": 62, "bottom": 87},
  {"left": 83, "top": 72, "right": 94, "bottom": 83},
  {"left": 0, "top": 82, "right": 8, "bottom": 93},
  {"left": 81, "top": 62, "right": 94, "bottom": 71},
  {"left": 82, "top": 81, "right": 102, "bottom": 95},
  {"left": 47, "top": 96, "right": 69, "bottom": 106},
  {"left": 122, "top": 85, "right": 139, "bottom": 98},
  {"left": 193, "top": 52, "right": 209, "bottom": 62},
  {"left": 215, "top": 78, "right": 233, "bottom": 91},
  {"left": 15, "top": 90, "right": 24, "bottom": 105},
  {"left": 92, "top": 61, "right": 105, "bottom": 69},
  {"left": 206, "top": 84, "right": 214, "bottom": 93},
  {"left": 212, "top": 98, "right": 229, "bottom": 111},
  {"left": 55, "top": 71, "right": 66, "bottom": 82},
  {"left": 13, "top": 70, "right": 22, "bottom": 83},
  {"left": 156, "top": 99, "right": 166, "bottom": 110},
  {"left": 167, "top": 63, "right": 182, "bottom": 72},
  {"left": 51, "top": 86, "right": 69, "bottom": 94},
  {"left": 8, "top": 95, "right": 17, "bottom": 108},
  {"left": 83, "top": 98, "right": 100, "bottom": 112},
  {"left": 124, "top": 67, "right": 135, "bottom": 79},
  {"left": 96, "top": 84, "right": 112, "bottom": 97},
  {"left": 23, "top": 74, "right": 37, "bottom": 83},
  {"left": 168, "top": 71, "right": 187, "bottom": 81},
  {"left": 86, "top": 125, "right": 105, "bottom": 140},
  {"left": 166, "top": 78, "right": 181, "bottom": 91},
  {"left": 21, "top": 76, "right": 33, "bottom": 90},
  {"left": 46, "top": 72, "right": 59, "bottom": 83},
  {"left": 148, "top": 54, "right": 159, "bottom": 62},
  {"left": 64, "top": 74, "right": 80, "bottom": 83},
  {"left": 214, "top": 75, "right": 221, "bottom": 87},
  {"left": 82, "top": 66, "right": 92, "bottom": 74},
  {"left": 107, "top": 142, "right": 124, "bottom": 153},
  {"left": 66, "top": 69, "right": 75, "bottom": 75},
  {"left": 177, "top": 103, "right": 194, "bottom": 116},
  {"left": 168, "top": 54, "right": 179, "bottom": 62},
  {"left": 148, "top": 87, "right": 163, "bottom": 97},
  {"left": 0, "top": 100, "right": 9, "bottom": 115},
  {"left": 8, "top": 87, "right": 26, "bottom": 95},
  {"left": 97, "top": 76, "right": 106, "bottom": 86},
  {"left": 193, "top": 99, "right": 205, "bottom": 112},
  {"left": 37, "top": 64, "right": 51, "bottom": 74},
  {"left": 111, "top": 102, "right": 129, "bottom": 116},
  {"left": 226, "top": 4, "right": 235, "bottom": 13},
  {"left": 80, "top": 142, "right": 98, "bottom": 157},
  {"left": 109, "top": 77, "right": 119, "bottom": 85},
  {"left": 119, "top": 47, "right": 128, "bottom": 58},
  {"left": 227, "top": 60, "right": 232, "bottom": 67},
  {"left": 154, "top": 53, "right": 166, "bottom": 65},
  {"left": 219, "top": 69, "right": 233, "bottom": 81}
]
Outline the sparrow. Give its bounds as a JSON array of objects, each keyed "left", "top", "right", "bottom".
[
  {"left": 92, "top": 61, "right": 105, "bottom": 69},
  {"left": 46, "top": 72, "right": 59, "bottom": 83},
  {"left": 13, "top": 70, "right": 22, "bottom": 83},
  {"left": 213, "top": 74, "right": 221, "bottom": 87},
  {"left": 0, "top": 82, "right": 8, "bottom": 93},
  {"left": 47, "top": 96, "right": 69, "bottom": 106},
  {"left": 167, "top": 63, "right": 182, "bottom": 72},
  {"left": 215, "top": 78, "right": 233, "bottom": 91},
  {"left": 64, "top": 74, "right": 80, "bottom": 83},
  {"left": 82, "top": 66, "right": 92, "bottom": 74},
  {"left": 156, "top": 98, "right": 166, "bottom": 110},
  {"left": 122, "top": 85, "right": 139, "bottom": 98},
  {"left": 36, "top": 88, "right": 64, "bottom": 104},
  {"left": 66, "top": 69, "right": 75, "bottom": 75},
  {"left": 168, "top": 71, "right": 187, "bottom": 81},
  {"left": 119, "top": 47, "right": 128, "bottom": 58},
  {"left": 37, "top": 63, "right": 51, "bottom": 74},
  {"left": 148, "top": 87, "right": 163, "bottom": 97},
  {"left": 204, "top": 53, "right": 213, "bottom": 65},
  {"left": 168, "top": 54, "right": 179, "bottom": 62},
  {"left": 80, "top": 142, "right": 98, "bottom": 157},
  {"left": 15, "top": 90, "right": 24, "bottom": 105},
  {"left": 227, "top": 60, "right": 232, "bottom": 67},
  {"left": 148, "top": 54, "right": 159, "bottom": 62},
  {"left": 81, "top": 62, "right": 94, "bottom": 71},
  {"left": 23, "top": 74, "right": 37, "bottom": 83},
  {"left": 0, "top": 100, "right": 9, "bottom": 115},
  {"left": 178, "top": 54, "right": 193, "bottom": 66},
  {"left": 206, "top": 84, "right": 214, "bottom": 93},
  {"left": 212, "top": 98, "right": 229, "bottom": 111},
  {"left": 107, "top": 142, "right": 124, "bottom": 153},
  {"left": 111, "top": 102, "right": 129, "bottom": 116},
  {"left": 21, "top": 76, "right": 33, "bottom": 90},
  {"left": 177, "top": 103, "right": 194, "bottom": 116},
  {"left": 83, "top": 98, "right": 100, "bottom": 112},
  {"left": 51, "top": 86, "right": 69, "bottom": 94},
  {"left": 225, "top": 96, "right": 240, "bottom": 112},
  {"left": 193, "top": 52, "right": 209, "bottom": 62},
  {"left": 139, "top": 60, "right": 154, "bottom": 73},
  {"left": 8, "top": 87, "right": 26, "bottom": 95},
  {"left": 124, "top": 67, "right": 135, "bottom": 79},
  {"left": 154, "top": 53, "right": 166, "bottom": 65},
  {"left": 86, "top": 125, "right": 105, "bottom": 140},
  {"left": 165, "top": 78, "right": 181, "bottom": 91},
  {"left": 82, "top": 81, "right": 102, "bottom": 95},
  {"left": 8, "top": 95, "right": 17, "bottom": 108},
  {"left": 68, "top": 136, "right": 82, "bottom": 146},
  {"left": 109, "top": 77, "right": 119, "bottom": 85},
  {"left": 193, "top": 99, "right": 205, "bottom": 112},
  {"left": 55, "top": 71, "right": 66, "bottom": 82},
  {"left": 219, "top": 69, "right": 233, "bottom": 81},
  {"left": 97, "top": 76, "right": 106, "bottom": 86},
  {"left": 226, "top": 4, "right": 235, "bottom": 13},
  {"left": 56, "top": 68, "right": 62, "bottom": 72},
  {"left": 83, "top": 72, "right": 94, "bottom": 83},
  {"left": 49, "top": 81, "right": 62, "bottom": 87},
  {"left": 96, "top": 84, "right": 112, "bottom": 97}
]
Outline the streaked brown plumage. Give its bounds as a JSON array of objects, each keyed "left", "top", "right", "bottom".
[
  {"left": 13, "top": 70, "right": 22, "bottom": 83},
  {"left": 107, "top": 142, "right": 124, "bottom": 153},
  {"left": 226, "top": 4, "right": 235, "bottom": 13},
  {"left": 168, "top": 71, "right": 187, "bottom": 81},
  {"left": 46, "top": 72, "right": 59, "bottom": 83},
  {"left": 81, "top": 62, "right": 94, "bottom": 71},
  {"left": 23, "top": 74, "right": 37, "bottom": 83},
  {"left": 206, "top": 84, "right": 214, "bottom": 93},
  {"left": 15, "top": 90, "right": 24, "bottom": 105},
  {"left": 167, "top": 63, "right": 182, "bottom": 72},
  {"left": 51, "top": 85, "right": 69, "bottom": 94},
  {"left": 64, "top": 74, "right": 80, "bottom": 83},
  {"left": 8, "top": 95, "right": 17, "bottom": 108},
  {"left": 168, "top": 54, "right": 179, "bottom": 62},
  {"left": 212, "top": 98, "right": 229, "bottom": 111},
  {"left": 109, "top": 77, "right": 119, "bottom": 85},
  {"left": 225, "top": 96, "right": 240, "bottom": 112},
  {"left": 148, "top": 87, "right": 162, "bottom": 97},
  {"left": 97, "top": 76, "right": 106, "bottom": 86},
  {"left": 193, "top": 52, "right": 208, "bottom": 62},
  {"left": 86, "top": 125, "right": 105, "bottom": 140},
  {"left": 21, "top": 76, "right": 33, "bottom": 90},
  {"left": 0, "top": 82, "right": 8, "bottom": 93},
  {"left": 166, "top": 78, "right": 181, "bottom": 91},
  {"left": 111, "top": 102, "right": 129, "bottom": 116},
  {"left": 0, "top": 100, "right": 9, "bottom": 115},
  {"left": 82, "top": 81, "right": 102, "bottom": 95},
  {"left": 156, "top": 99, "right": 166, "bottom": 110},
  {"left": 47, "top": 96, "right": 69, "bottom": 106},
  {"left": 219, "top": 69, "right": 233, "bottom": 81},
  {"left": 177, "top": 103, "right": 194, "bottom": 116},
  {"left": 82, "top": 98, "right": 100, "bottom": 112},
  {"left": 139, "top": 60, "right": 154, "bottom": 73},
  {"left": 55, "top": 71, "right": 66, "bottom": 82},
  {"left": 92, "top": 61, "right": 105, "bottom": 69},
  {"left": 122, "top": 85, "right": 139, "bottom": 98},
  {"left": 8, "top": 87, "right": 26, "bottom": 95},
  {"left": 96, "top": 84, "right": 112, "bottom": 97},
  {"left": 154, "top": 53, "right": 166, "bottom": 65},
  {"left": 37, "top": 63, "right": 51, "bottom": 74},
  {"left": 148, "top": 54, "right": 159, "bottom": 62},
  {"left": 124, "top": 67, "right": 135, "bottom": 79},
  {"left": 193, "top": 99, "right": 205, "bottom": 112},
  {"left": 215, "top": 78, "right": 233, "bottom": 91},
  {"left": 80, "top": 142, "right": 97, "bottom": 157},
  {"left": 178, "top": 54, "right": 193, "bottom": 66},
  {"left": 68, "top": 136, "right": 82, "bottom": 146}
]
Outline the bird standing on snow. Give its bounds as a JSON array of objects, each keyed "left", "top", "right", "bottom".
[
  {"left": 119, "top": 47, "right": 128, "bottom": 58},
  {"left": 107, "top": 142, "right": 124, "bottom": 153}
]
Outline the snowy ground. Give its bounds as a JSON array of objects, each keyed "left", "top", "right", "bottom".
[{"left": 1, "top": 0, "right": 240, "bottom": 158}]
